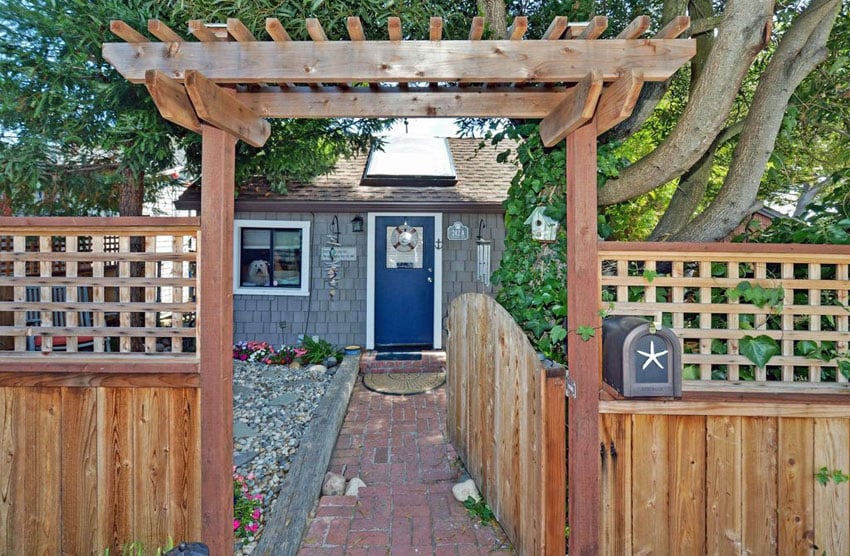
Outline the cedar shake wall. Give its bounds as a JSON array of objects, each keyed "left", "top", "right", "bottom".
[{"left": 232, "top": 211, "right": 505, "bottom": 348}]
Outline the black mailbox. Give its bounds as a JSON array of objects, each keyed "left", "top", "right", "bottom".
[{"left": 602, "top": 316, "right": 682, "bottom": 398}]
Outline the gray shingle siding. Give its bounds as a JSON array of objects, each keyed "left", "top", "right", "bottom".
[{"left": 232, "top": 210, "right": 504, "bottom": 349}]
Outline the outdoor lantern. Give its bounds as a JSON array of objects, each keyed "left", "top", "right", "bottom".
[
  {"left": 351, "top": 215, "right": 364, "bottom": 233},
  {"left": 524, "top": 206, "right": 559, "bottom": 242}
]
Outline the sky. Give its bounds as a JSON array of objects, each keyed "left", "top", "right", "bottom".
[{"left": 384, "top": 117, "right": 460, "bottom": 138}]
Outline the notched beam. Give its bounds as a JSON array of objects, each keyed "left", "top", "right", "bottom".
[
  {"left": 617, "top": 15, "right": 651, "bottom": 39},
  {"left": 145, "top": 70, "right": 202, "bottom": 134},
  {"left": 148, "top": 19, "right": 183, "bottom": 42},
  {"left": 184, "top": 70, "right": 270, "bottom": 147},
  {"left": 110, "top": 20, "right": 148, "bottom": 43},
  {"left": 539, "top": 71, "right": 603, "bottom": 147},
  {"left": 593, "top": 70, "right": 645, "bottom": 135},
  {"left": 654, "top": 16, "right": 691, "bottom": 39}
]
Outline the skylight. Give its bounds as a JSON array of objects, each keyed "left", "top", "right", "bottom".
[{"left": 361, "top": 137, "right": 457, "bottom": 187}]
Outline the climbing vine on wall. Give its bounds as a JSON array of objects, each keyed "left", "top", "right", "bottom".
[{"left": 487, "top": 125, "right": 617, "bottom": 363}]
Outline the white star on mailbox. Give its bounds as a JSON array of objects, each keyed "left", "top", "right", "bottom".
[{"left": 637, "top": 339, "right": 668, "bottom": 371}]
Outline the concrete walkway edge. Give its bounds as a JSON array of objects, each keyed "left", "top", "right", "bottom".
[{"left": 254, "top": 355, "right": 360, "bottom": 555}]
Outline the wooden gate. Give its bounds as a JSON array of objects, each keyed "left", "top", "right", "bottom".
[
  {"left": 0, "top": 218, "right": 202, "bottom": 554},
  {"left": 446, "top": 293, "right": 566, "bottom": 555}
]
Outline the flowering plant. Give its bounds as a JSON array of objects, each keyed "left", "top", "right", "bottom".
[
  {"left": 232, "top": 341, "right": 275, "bottom": 363},
  {"left": 233, "top": 467, "right": 263, "bottom": 539},
  {"left": 264, "top": 345, "right": 307, "bottom": 365}
]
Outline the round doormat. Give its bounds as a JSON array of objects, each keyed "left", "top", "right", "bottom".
[{"left": 363, "top": 371, "right": 446, "bottom": 395}]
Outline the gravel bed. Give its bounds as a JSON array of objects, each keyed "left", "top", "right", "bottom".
[{"left": 231, "top": 359, "right": 337, "bottom": 554}]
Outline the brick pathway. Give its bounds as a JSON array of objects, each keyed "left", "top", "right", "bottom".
[{"left": 298, "top": 356, "right": 513, "bottom": 555}]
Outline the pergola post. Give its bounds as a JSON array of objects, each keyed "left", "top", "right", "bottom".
[
  {"left": 199, "top": 124, "right": 236, "bottom": 553},
  {"left": 566, "top": 120, "right": 601, "bottom": 555}
]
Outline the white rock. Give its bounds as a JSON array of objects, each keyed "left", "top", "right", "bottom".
[
  {"left": 322, "top": 472, "right": 346, "bottom": 496},
  {"left": 345, "top": 477, "right": 367, "bottom": 497},
  {"left": 452, "top": 478, "right": 481, "bottom": 503}
]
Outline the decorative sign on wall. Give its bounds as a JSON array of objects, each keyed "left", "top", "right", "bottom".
[
  {"left": 320, "top": 246, "right": 357, "bottom": 261},
  {"left": 447, "top": 220, "right": 469, "bottom": 241}
]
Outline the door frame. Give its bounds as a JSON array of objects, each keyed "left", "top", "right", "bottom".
[{"left": 366, "top": 212, "right": 443, "bottom": 350}]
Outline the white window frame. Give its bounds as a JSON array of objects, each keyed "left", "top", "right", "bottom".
[{"left": 234, "top": 219, "right": 311, "bottom": 296}]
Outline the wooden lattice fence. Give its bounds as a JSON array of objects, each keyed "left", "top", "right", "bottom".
[
  {"left": 600, "top": 243, "right": 850, "bottom": 390},
  {"left": 0, "top": 218, "right": 202, "bottom": 554}
]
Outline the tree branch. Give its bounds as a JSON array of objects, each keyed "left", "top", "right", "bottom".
[
  {"left": 674, "top": 0, "right": 842, "bottom": 241},
  {"left": 597, "top": 0, "right": 774, "bottom": 207}
]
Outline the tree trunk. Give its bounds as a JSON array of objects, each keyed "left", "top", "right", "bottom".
[
  {"left": 649, "top": 120, "right": 744, "bottom": 239},
  {"left": 119, "top": 168, "right": 147, "bottom": 350},
  {"left": 119, "top": 167, "right": 144, "bottom": 216},
  {"left": 597, "top": 0, "right": 773, "bottom": 207},
  {"left": 477, "top": 0, "right": 507, "bottom": 39},
  {"left": 674, "top": 0, "right": 841, "bottom": 241}
]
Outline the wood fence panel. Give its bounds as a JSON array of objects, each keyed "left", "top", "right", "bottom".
[
  {"left": 669, "top": 415, "right": 706, "bottom": 555},
  {"left": 447, "top": 293, "right": 565, "bottom": 556},
  {"left": 741, "top": 416, "right": 779, "bottom": 555},
  {"left": 599, "top": 409, "right": 849, "bottom": 555},
  {"left": 705, "top": 415, "right": 742, "bottom": 555},
  {"left": 631, "top": 414, "right": 670, "bottom": 555},
  {"left": 62, "top": 387, "right": 105, "bottom": 554},
  {"left": 600, "top": 412, "right": 632, "bottom": 556},
  {"left": 813, "top": 418, "right": 849, "bottom": 555},
  {"left": 778, "top": 418, "right": 815, "bottom": 554}
]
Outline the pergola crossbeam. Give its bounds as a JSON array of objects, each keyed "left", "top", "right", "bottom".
[
  {"left": 145, "top": 70, "right": 202, "bottom": 133},
  {"left": 184, "top": 70, "right": 270, "bottom": 147},
  {"left": 103, "top": 40, "right": 695, "bottom": 85},
  {"left": 239, "top": 88, "right": 570, "bottom": 119},
  {"left": 539, "top": 72, "right": 603, "bottom": 147},
  {"left": 594, "top": 70, "right": 645, "bottom": 134}
]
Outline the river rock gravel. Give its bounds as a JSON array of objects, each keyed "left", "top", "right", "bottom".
[{"left": 232, "top": 359, "right": 336, "bottom": 553}]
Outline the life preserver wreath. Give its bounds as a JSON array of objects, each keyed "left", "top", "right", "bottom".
[{"left": 391, "top": 224, "right": 419, "bottom": 252}]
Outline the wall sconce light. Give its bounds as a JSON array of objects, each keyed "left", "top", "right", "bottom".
[{"left": 351, "top": 215, "right": 364, "bottom": 233}]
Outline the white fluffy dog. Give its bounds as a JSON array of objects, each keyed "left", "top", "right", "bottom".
[{"left": 248, "top": 259, "right": 270, "bottom": 286}]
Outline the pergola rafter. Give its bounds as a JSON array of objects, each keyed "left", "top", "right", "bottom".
[
  {"left": 103, "top": 14, "right": 695, "bottom": 555},
  {"left": 105, "top": 16, "right": 693, "bottom": 147}
]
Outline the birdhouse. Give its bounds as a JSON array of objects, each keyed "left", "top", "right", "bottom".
[{"left": 524, "top": 206, "right": 559, "bottom": 242}]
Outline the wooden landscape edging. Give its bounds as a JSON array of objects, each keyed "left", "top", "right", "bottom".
[
  {"left": 447, "top": 293, "right": 566, "bottom": 556},
  {"left": 254, "top": 354, "right": 360, "bottom": 555}
]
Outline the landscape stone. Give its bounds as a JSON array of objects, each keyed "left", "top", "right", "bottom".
[
  {"left": 344, "top": 477, "right": 366, "bottom": 497},
  {"left": 234, "top": 451, "right": 259, "bottom": 467},
  {"left": 452, "top": 478, "right": 481, "bottom": 503},
  {"left": 268, "top": 392, "right": 299, "bottom": 407},
  {"left": 322, "top": 472, "right": 346, "bottom": 496},
  {"left": 233, "top": 422, "right": 259, "bottom": 438}
]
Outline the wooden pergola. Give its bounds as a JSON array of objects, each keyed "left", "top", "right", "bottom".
[{"left": 104, "top": 14, "right": 694, "bottom": 554}]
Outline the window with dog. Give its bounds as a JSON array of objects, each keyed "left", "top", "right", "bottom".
[{"left": 235, "top": 220, "right": 310, "bottom": 296}]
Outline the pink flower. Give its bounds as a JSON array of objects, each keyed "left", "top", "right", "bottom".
[
  {"left": 252, "top": 508, "right": 261, "bottom": 520},
  {"left": 233, "top": 519, "right": 241, "bottom": 531},
  {"left": 247, "top": 473, "right": 255, "bottom": 480},
  {"left": 246, "top": 522, "right": 259, "bottom": 533}
]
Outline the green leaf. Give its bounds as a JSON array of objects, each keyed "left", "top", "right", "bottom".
[
  {"left": 740, "top": 335, "right": 780, "bottom": 368},
  {"left": 550, "top": 325, "right": 567, "bottom": 343},
  {"left": 642, "top": 269, "right": 658, "bottom": 283},
  {"left": 576, "top": 325, "right": 595, "bottom": 341}
]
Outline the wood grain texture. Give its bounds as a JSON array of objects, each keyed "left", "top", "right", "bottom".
[
  {"left": 741, "top": 416, "right": 778, "bottom": 554},
  {"left": 102, "top": 40, "right": 697, "bottom": 84},
  {"left": 813, "top": 418, "right": 849, "bottom": 555},
  {"left": 669, "top": 415, "right": 706, "bottom": 554},
  {"left": 599, "top": 413, "right": 632, "bottom": 555},
  {"left": 185, "top": 71, "right": 270, "bottom": 147},
  {"left": 62, "top": 387, "right": 105, "bottom": 553},
  {"left": 446, "top": 293, "right": 565, "bottom": 555},
  {"left": 198, "top": 124, "right": 236, "bottom": 554},
  {"left": 566, "top": 121, "right": 600, "bottom": 556},
  {"left": 706, "top": 415, "right": 743, "bottom": 554},
  {"left": 778, "top": 418, "right": 815, "bottom": 553},
  {"left": 631, "top": 414, "right": 670, "bottom": 554}
]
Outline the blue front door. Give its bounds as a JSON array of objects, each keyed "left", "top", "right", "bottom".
[{"left": 374, "top": 216, "right": 435, "bottom": 348}]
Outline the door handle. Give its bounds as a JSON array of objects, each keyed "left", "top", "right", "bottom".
[
  {"left": 427, "top": 277, "right": 433, "bottom": 283},
  {"left": 427, "top": 267, "right": 432, "bottom": 273}
]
